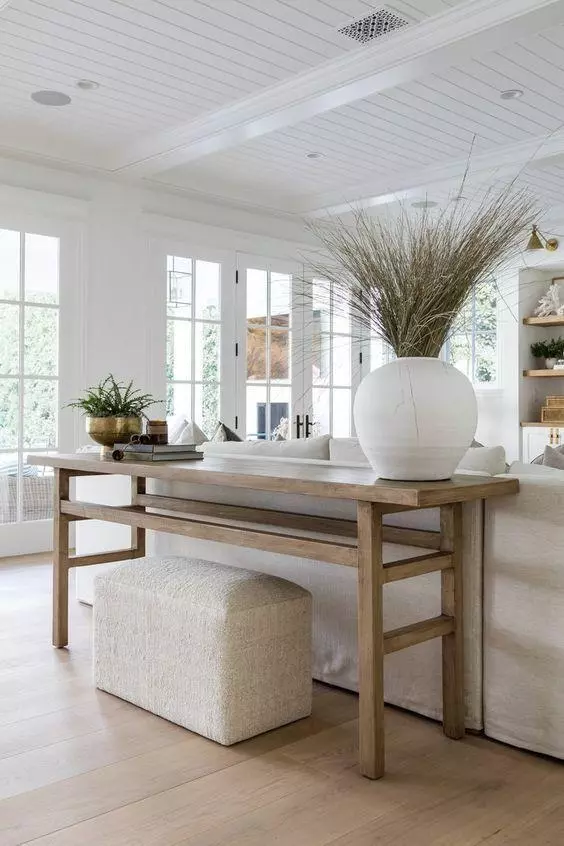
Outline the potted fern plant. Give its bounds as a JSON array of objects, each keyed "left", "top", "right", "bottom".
[
  {"left": 308, "top": 190, "right": 536, "bottom": 480},
  {"left": 67, "top": 375, "right": 161, "bottom": 455}
]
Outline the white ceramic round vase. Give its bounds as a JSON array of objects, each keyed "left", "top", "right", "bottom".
[{"left": 353, "top": 357, "right": 478, "bottom": 481}]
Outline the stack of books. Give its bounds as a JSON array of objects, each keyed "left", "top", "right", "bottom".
[{"left": 111, "top": 443, "right": 204, "bottom": 462}]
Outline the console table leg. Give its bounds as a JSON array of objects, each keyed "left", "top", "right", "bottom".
[
  {"left": 131, "top": 476, "right": 146, "bottom": 558},
  {"left": 357, "top": 501, "right": 385, "bottom": 779},
  {"left": 53, "top": 469, "right": 70, "bottom": 648},
  {"left": 440, "top": 502, "right": 465, "bottom": 739}
]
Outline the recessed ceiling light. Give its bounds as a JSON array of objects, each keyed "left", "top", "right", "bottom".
[
  {"left": 411, "top": 200, "right": 438, "bottom": 209},
  {"left": 306, "top": 152, "right": 324, "bottom": 159},
  {"left": 31, "top": 90, "right": 71, "bottom": 106},
  {"left": 76, "top": 79, "right": 100, "bottom": 90},
  {"left": 500, "top": 89, "right": 524, "bottom": 100}
]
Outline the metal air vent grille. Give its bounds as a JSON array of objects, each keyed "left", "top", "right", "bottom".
[{"left": 338, "top": 7, "right": 409, "bottom": 43}]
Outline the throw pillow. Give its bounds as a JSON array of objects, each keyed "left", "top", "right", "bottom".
[
  {"left": 212, "top": 421, "right": 242, "bottom": 442},
  {"left": 456, "top": 445, "right": 506, "bottom": 476},
  {"left": 176, "top": 421, "right": 208, "bottom": 446},
  {"left": 543, "top": 445, "right": 564, "bottom": 470},
  {"left": 329, "top": 437, "right": 369, "bottom": 465},
  {"left": 167, "top": 414, "right": 189, "bottom": 444}
]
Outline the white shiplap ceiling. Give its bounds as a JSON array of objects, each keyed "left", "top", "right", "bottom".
[{"left": 3, "top": 0, "right": 564, "bottom": 218}]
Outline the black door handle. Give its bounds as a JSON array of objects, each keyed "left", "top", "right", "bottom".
[
  {"left": 296, "top": 414, "right": 304, "bottom": 439},
  {"left": 305, "top": 414, "right": 313, "bottom": 438}
]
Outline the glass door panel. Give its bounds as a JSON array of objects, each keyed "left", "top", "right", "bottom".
[
  {"left": 0, "top": 228, "right": 59, "bottom": 526},
  {"left": 310, "top": 279, "right": 357, "bottom": 437},
  {"left": 238, "top": 257, "right": 301, "bottom": 440},
  {"left": 166, "top": 254, "right": 222, "bottom": 438}
]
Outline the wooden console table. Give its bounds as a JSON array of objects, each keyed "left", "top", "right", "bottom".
[{"left": 31, "top": 453, "right": 519, "bottom": 780}]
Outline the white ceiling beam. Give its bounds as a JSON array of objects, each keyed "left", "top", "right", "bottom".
[
  {"left": 111, "top": 0, "right": 564, "bottom": 178},
  {"left": 305, "top": 129, "right": 564, "bottom": 217}
]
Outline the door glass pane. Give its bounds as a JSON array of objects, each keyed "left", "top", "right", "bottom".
[
  {"left": 167, "top": 382, "right": 192, "bottom": 418},
  {"left": 313, "top": 387, "right": 330, "bottom": 436},
  {"left": 195, "top": 261, "right": 220, "bottom": 319},
  {"left": 270, "top": 386, "right": 290, "bottom": 439},
  {"left": 167, "top": 319, "right": 191, "bottom": 381},
  {"left": 0, "top": 379, "right": 18, "bottom": 448},
  {"left": 270, "top": 329, "right": 289, "bottom": 381},
  {"left": 24, "top": 306, "right": 58, "bottom": 376},
  {"left": 332, "top": 388, "right": 351, "bottom": 437},
  {"left": 0, "top": 452, "right": 18, "bottom": 524},
  {"left": 23, "top": 379, "right": 57, "bottom": 449},
  {"left": 0, "top": 229, "right": 20, "bottom": 300},
  {"left": 246, "top": 385, "right": 267, "bottom": 439},
  {"left": 247, "top": 327, "right": 266, "bottom": 380},
  {"left": 194, "top": 382, "right": 219, "bottom": 439},
  {"left": 0, "top": 303, "right": 19, "bottom": 374},
  {"left": 25, "top": 234, "right": 59, "bottom": 304},
  {"left": 312, "top": 331, "right": 330, "bottom": 386},
  {"left": 332, "top": 336, "right": 351, "bottom": 386},
  {"left": 168, "top": 255, "right": 192, "bottom": 318},
  {"left": 195, "top": 322, "right": 220, "bottom": 382},
  {"left": 247, "top": 269, "right": 267, "bottom": 322},
  {"left": 21, "top": 455, "right": 53, "bottom": 522},
  {"left": 271, "top": 273, "right": 291, "bottom": 327}
]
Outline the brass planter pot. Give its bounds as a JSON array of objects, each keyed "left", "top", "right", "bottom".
[{"left": 86, "top": 416, "right": 142, "bottom": 456}]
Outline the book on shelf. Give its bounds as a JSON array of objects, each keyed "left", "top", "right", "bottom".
[
  {"left": 113, "top": 442, "right": 197, "bottom": 453},
  {"left": 112, "top": 450, "right": 204, "bottom": 462}
]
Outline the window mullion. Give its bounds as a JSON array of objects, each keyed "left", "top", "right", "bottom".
[{"left": 16, "top": 232, "right": 25, "bottom": 523}]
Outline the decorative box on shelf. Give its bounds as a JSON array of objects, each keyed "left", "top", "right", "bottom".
[{"left": 541, "top": 396, "right": 564, "bottom": 423}]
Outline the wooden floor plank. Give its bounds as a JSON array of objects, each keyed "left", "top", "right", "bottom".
[{"left": 2, "top": 557, "right": 564, "bottom": 846}]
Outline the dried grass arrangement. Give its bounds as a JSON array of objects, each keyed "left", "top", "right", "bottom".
[{"left": 307, "top": 189, "right": 537, "bottom": 358}]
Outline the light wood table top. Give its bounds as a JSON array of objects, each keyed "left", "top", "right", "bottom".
[{"left": 29, "top": 452, "right": 519, "bottom": 508}]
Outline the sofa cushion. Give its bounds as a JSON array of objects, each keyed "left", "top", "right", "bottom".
[
  {"left": 508, "top": 460, "right": 564, "bottom": 477},
  {"left": 202, "top": 434, "right": 331, "bottom": 460},
  {"left": 330, "top": 438, "right": 506, "bottom": 476}
]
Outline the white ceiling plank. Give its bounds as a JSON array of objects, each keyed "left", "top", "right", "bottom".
[
  {"left": 7, "top": 2, "right": 263, "bottom": 103},
  {"left": 62, "top": 0, "right": 306, "bottom": 80},
  {"left": 112, "top": 0, "right": 564, "bottom": 176},
  {"left": 478, "top": 50, "right": 564, "bottom": 121},
  {"left": 436, "top": 63, "right": 558, "bottom": 132},
  {"left": 306, "top": 126, "right": 564, "bottom": 215}
]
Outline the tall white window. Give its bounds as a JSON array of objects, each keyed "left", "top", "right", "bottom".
[
  {"left": 166, "top": 255, "right": 221, "bottom": 437},
  {"left": 0, "top": 229, "right": 59, "bottom": 524},
  {"left": 447, "top": 279, "right": 498, "bottom": 385}
]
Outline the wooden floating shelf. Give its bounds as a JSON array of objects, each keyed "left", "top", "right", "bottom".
[
  {"left": 521, "top": 422, "right": 564, "bottom": 428},
  {"left": 523, "top": 316, "right": 564, "bottom": 327},
  {"left": 523, "top": 370, "right": 564, "bottom": 377}
]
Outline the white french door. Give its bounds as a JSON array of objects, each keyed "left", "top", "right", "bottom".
[
  {"left": 0, "top": 220, "right": 79, "bottom": 556},
  {"left": 164, "top": 245, "right": 236, "bottom": 437},
  {"left": 235, "top": 255, "right": 305, "bottom": 440}
]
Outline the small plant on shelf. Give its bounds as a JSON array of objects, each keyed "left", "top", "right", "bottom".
[
  {"left": 67, "top": 374, "right": 160, "bottom": 418},
  {"left": 531, "top": 338, "right": 564, "bottom": 368},
  {"left": 67, "top": 375, "right": 162, "bottom": 453}
]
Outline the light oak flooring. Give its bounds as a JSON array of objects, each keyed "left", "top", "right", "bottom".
[{"left": 2, "top": 556, "right": 564, "bottom": 846}]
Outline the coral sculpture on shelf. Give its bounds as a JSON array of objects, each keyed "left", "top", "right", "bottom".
[{"left": 535, "top": 281, "right": 564, "bottom": 317}]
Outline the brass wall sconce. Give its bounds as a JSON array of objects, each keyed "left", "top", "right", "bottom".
[{"left": 526, "top": 225, "right": 559, "bottom": 252}]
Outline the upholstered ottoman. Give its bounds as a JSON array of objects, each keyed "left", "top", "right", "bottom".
[{"left": 93, "top": 556, "right": 312, "bottom": 744}]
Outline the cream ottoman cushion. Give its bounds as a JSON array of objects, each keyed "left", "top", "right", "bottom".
[{"left": 93, "top": 556, "right": 312, "bottom": 745}]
